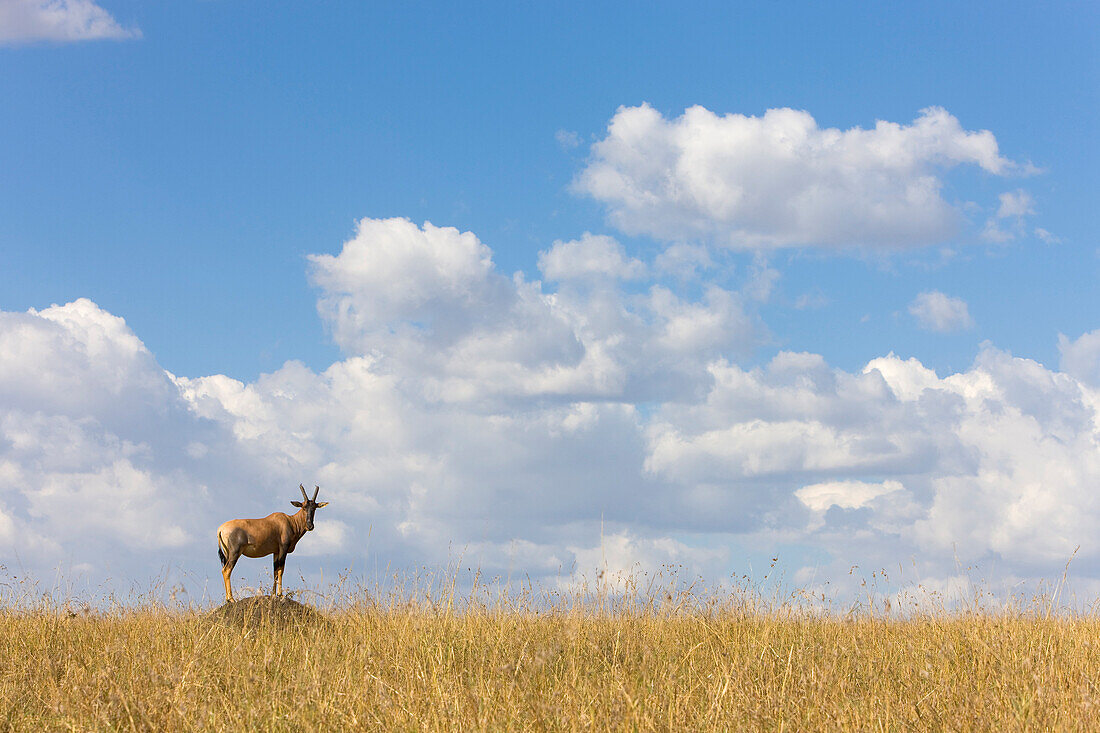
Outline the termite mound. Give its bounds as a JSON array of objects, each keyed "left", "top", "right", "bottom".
[{"left": 207, "top": 595, "right": 328, "bottom": 628}]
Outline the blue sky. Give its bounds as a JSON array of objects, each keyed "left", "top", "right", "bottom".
[
  {"left": 2, "top": 1, "right": 1099, "bottom": 602},
  {"left": 5, "top": 1, "right": 1096, "bottom": 379}
]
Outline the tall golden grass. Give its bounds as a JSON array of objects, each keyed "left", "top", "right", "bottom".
[{"left": 2, "top": 568, "right": 1099, "bottom": 731}]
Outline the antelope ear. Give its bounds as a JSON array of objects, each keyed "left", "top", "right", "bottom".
[
  {"left": 316, "top": 502, "right": 329, "bottom": 508},
  {"left": 291, "top": 501, "right": 303, "bottom": 507}
]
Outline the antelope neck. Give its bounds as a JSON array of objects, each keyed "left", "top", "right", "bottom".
[{"left": 290, "top": 508, "right": 311, "bottom": 536}]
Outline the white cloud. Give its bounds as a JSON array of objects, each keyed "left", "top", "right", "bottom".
[
  {"left": 5, "top": 221, "right": 1100, "bottom": 601},
  {"left": 648, "top": 285, "right": 756, "bottom": 356},
  {"left": 308, "top": 217, "right": 502, "bottom": 354},
  {"left": 1059, "top": 329, "right": 1100, "bottom": 387},
  {"left": 308, "top": 218, "right": 760, "bottom": 406},
  {"left": 796, "top": 480, "right": 910, "bottom": 534},
  {"left": 564, "top": 531, "right": 728, "bottom": 593},
  {"left": 743, "top": 256, "right": 779, "bottom": 302},
  {"left": 796, "top": 480, "right": 904, "bottom": 513},
  {"left": 576, "top": 104, "right": 1023, "bottom": 249},
  {"left": 0, "top": 300, "right": 231, "bottom": 570},
  {"left": 645, "top": 346, "right": 1100, "bottom": 573},
  {"left": 982, "top": 189, "right": 1037, "bottom": 242},
  {"left": 980, "top": 220, "right": 1014, "bottom": 243},
  {"left": 295, "top": 519, "right": 350, "bottom": 557},
  {"left": 909, "top": 291, "right": 974, "bottom": 332},
  {"left": 26, "top": 457, "right": 191, "bottom": 549},
  {"left": 538, "top": 233, "right": 646, "bottom": 281},
  {"left": 863, "top": 353, "right": 940, "bottom": 401},
  {"left": 0, "top": 0, "right": 139, "bottom": 44},
  {"left": 794, "top": 291, "right": 829, "bottom": 310},
  {"left": 653, "top": 242, "right": 713, "bottom": 279},
  {"left": 1034, "top": 227, "right": 1059, "bottom": 244},
  {"left": 997, "top": 189, "right": 1035, "bottom": 219},
  {"left": 555, "top": 129, "right": 581, "bottom": 150}
]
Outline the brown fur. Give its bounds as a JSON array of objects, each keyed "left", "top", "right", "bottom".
[{"left": 217, "top": 485, "right": 327, "bottom": 602}]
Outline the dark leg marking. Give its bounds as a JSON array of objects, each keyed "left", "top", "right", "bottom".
[{"left": 273, "top": 554, "right": 287, "bottom": 595}]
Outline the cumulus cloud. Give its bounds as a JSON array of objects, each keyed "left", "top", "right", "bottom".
[
  {"left": 308, "top": 218, "right": 503, "bottom": 353},
  {"left": 200, "top": 219, "right": 1100, "bottom": 594},
  {"left": 653, "top": 243, "right": 713, "bottom": 280},
  {"left": 909, "top": 291, "right": 974, "bottom": 332},
  {"left": 295, "top": 519, "right": 350, "bottom": 557},
  {"left": 1059, "top": 329, "right": 1100, "bottom": 387},
  {"left": 308, "top": 218, "right": 760, "bottom": 407},
  {"left": 646, "top": 347, "right": 1100, "bottom": 576},
  {"left": 0, "top": 300, "right": 230, "bottom": 573},
  {"left": 0, "top": 0, "right": 140, "bottom": 44},
  {"left": 576, "top": 104, "right": 1025, "bottom": 250},
  {"left": 5, "top": 220, "right": 1100, "bottom": 601},
  {"left": 538, "top": 233, "right": 646, "bottom": 281},
  {"left": 796, "top": 480, "right": 905, "bottom": 513}
]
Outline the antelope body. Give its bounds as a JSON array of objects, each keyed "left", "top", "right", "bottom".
[{"left": 217, "top": 484, "right": 328, "bottom": 602}]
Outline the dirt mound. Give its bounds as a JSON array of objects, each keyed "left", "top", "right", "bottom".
[{"left": 208, "top": 595, "right": 327, "bottom": 628}]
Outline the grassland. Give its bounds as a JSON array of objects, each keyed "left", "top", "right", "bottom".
[{"left": 2, "top": 576, "right": 1099, "bottom": 731}]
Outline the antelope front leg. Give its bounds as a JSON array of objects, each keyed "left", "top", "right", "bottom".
[{"left": 273, "top": 553, "right": 286, "bottom": 597}]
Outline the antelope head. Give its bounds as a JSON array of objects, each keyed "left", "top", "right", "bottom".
[{"left": 291, "top": 484, "right": 328, "bottom": 531}]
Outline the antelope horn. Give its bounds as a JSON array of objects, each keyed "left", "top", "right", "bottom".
[
  {"left": 312, "top": 485, "right": 320, "bottom": 501},
  {"left": 300, "top": 484, "right": 309, "bottom": 502}
]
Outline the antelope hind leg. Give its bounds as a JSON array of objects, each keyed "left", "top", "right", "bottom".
[
  {"left": 222, "top": 549, "right": 241, "bottom": 603},
  {"left": 222, "top": 561, "right": 236, "bottom": 603}
]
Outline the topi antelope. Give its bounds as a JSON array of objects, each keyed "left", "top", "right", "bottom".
[{"left": 217, "top": 484, "right": 329, "bottom": 603}]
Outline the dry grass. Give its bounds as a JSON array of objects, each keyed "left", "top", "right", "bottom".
[{"left": 2, "top": 573, "right": 1099, "bottom": 731}]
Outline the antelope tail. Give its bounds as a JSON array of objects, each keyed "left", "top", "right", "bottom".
[{"left": 217, "top": 530, "right": 228, "bottom": 567}]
